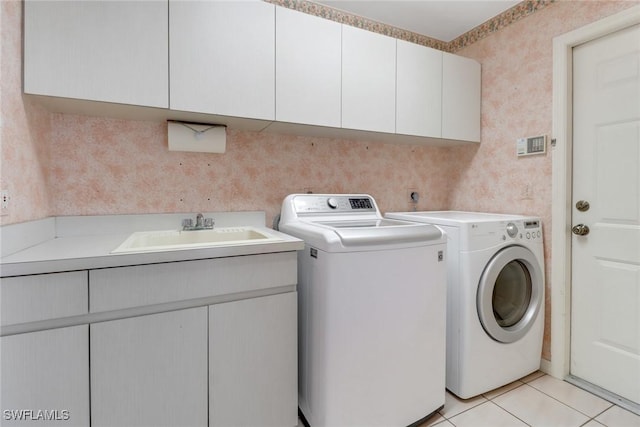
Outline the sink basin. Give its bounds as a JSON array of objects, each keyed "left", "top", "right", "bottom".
[{"left": 111, "top": 226, "right": 283, "bottom": 254}]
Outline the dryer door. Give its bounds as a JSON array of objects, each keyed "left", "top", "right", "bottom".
[{"left": 477, "top": 245, "right": 544, "bottom": 343}]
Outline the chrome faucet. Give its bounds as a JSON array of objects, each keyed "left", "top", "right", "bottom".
[
  {"left": 195, "top": 213, "right": 205, "bottom": 228},
  {"left": 182, "top": 213, "right": 214, "bottom": 231}
]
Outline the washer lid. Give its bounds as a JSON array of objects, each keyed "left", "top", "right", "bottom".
[
  {"left": 386, "top": 211, "right": 537, "bottom": 226},
  {"left": 313, "top": 219, "right": 443, "bottom": 247}
]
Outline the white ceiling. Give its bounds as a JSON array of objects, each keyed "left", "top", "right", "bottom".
[{"left": 312, "top": 0, "right": 521, "bottom": 42}]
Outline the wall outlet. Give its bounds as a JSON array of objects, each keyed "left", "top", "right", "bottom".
[{"left": 1, "top": 190, "right": 10, "bottom": 213}]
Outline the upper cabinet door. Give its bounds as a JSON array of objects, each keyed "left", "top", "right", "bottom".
[
  {"left": 342, "top": 25, "right": 396, "bottom": 133},
  {"left": 396, "top": 40, "right": 443, "bottom": 138},
  {"left": 442, "top": 52, "right": 481, "bottom": 142},
  {"left": 276, "top": 7, "right": 341, "bottom": 128},
  {"left": 170, "top": 0, "right": 275, "bottom": 121},
  {"left": 23, "top": 0, "right": 168, "bottom": 108}
]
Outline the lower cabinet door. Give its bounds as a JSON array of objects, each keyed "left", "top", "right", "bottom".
[
  {"left": 90, "top": 307, "right": 208, "bottom": 427},
  {"left": 209, "top": 292, "right": 298, "bottom": 427},
  {"left": 0, "top": 325, "right": 89, "bottom": 426}
]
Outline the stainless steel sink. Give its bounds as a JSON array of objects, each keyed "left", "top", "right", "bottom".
[{"left": 111, "top": 226, "right": 282, "bottom": 253}]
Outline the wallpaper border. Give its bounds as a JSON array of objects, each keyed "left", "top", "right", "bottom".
[{"left": 266, "top": 0, "right": 556, "bottom": 52}]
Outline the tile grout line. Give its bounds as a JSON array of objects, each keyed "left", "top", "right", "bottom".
[
  {"left": 438, "top": 396, "right": 488, "bottom": 422},
  {"left": 486, "top": 399, "right": 532, "bottom": 427},
  {"left": 524, "top": 381, "right": 615, "bottom": 420},
  {"left": 482, "top": 380, "right": 527, "bottom": 401}
]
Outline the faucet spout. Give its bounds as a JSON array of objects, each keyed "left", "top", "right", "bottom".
[{"left": 182, "top": 213, "right": 214, "bottom": 231}]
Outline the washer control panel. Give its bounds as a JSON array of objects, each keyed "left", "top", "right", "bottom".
[{"left": 292, "top": 194, "right": 377, "bottom": 214}]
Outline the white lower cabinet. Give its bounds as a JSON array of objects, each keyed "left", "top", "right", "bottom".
[
  {"left": 90, "top": 308, "right": 209, "bottom": 427},
  {"left": 90, "top": 294, "right": 297, "bottom": 427},
  {"left": 209, "top": 293, "right": 298, "bottom": 427},
  {"left": 0, "top": 325, "right": 90, "bottom": 427},
  {"left": 1, "top": 253, "right": 298, "bottom": 427}
]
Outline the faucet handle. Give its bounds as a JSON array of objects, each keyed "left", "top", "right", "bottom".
[
  {"left": 182, "top": 218, "right": 193, "bottom": 229},
  {"left": 204, "top": 218, "right": 214, "bottom": 228}
]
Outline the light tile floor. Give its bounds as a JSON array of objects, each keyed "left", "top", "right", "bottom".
[{"left": 420, "top": 371, "right": 640, "bottom": 427}]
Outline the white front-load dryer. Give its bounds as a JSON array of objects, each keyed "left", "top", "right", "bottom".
[{"left": 385, "top": 211, "right": 545, "bottom": 399}]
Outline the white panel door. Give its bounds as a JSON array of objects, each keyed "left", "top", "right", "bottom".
[
  {"left": 24, "top": 0, "right": 168, "bottom": 108},
  {"left": 342, "top": 25, "right": 396, "bottom": 133},
  {"left": 442, "top": 52, "right": 481, "bottom": 142},
  {"left": 170, "top": 0, "right": 275, "bottom": 120},
  {"left": 91, "top": 308, "right": 208, "bottom": 427},
  {"left": 571, "top": 24, "right": 640, "bottom": 405},
  {"left": 396, "top": 40, "right": 442, "bottom": 138},
  {"left": 209, "top": 293, "right": 298, "bottom": 427},
  {"left": 276, "top": 7, "right": 341, "bottom": 127},
  {"left": 0, "top": 326, "right": 89, "bottom": 427}
]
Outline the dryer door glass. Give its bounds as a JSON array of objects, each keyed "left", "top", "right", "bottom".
[
  {"left": 477, "top": 246, "right": 543, "bottom": 343},
  {"left": 493, "top": 261, "right": 532, "bottom": 327}
]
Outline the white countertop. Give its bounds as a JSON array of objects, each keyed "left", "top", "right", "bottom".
[{"left": 0, "top": 212, "right": 304, "bottom": 277}]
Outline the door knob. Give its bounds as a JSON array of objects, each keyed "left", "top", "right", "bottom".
[
  {"left": 576, "top": 200, "right": 590, "bottom": 212},
  {"left": 572, "top": 224, "right": 590, "bottom": 236}
]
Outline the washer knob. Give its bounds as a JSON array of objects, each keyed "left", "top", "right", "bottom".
[
  {"left": 327, "top": 197, "right": 338, "bottom": 209},
  {"left": 506, "top": 223, "right": 518, "bottom": 238}
]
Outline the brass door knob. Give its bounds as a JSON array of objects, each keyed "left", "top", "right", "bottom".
[
  {"left": 576, "top": 200, "right": 590, "bottom": 212},
  {"left": 572, "top": 224, "right": 590, "bottom": 236}
]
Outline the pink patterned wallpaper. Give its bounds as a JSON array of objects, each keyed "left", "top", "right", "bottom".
[
  {"left": 1, "top": 0, "right": 638, "bottom": 362},
  {"left": 1, "top": 0, "right": 52, "bottom": 225},
  {"left": 47, "top": 116, "right": 458, "bottom": 222},
  {"left": 444, "top": 1, "right": 638, "bottom": 360}
]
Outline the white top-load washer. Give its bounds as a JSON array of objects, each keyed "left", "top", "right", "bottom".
[
  {"left": 384, "top": 211, "right": 545, "bottom": 399},
  {"left": 279, "top": 194, "right": 447, "bottom": 427}
]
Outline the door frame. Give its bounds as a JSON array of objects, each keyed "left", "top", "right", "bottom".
[{"left": 549, "top": 5, "right": 640, "bottom": 379}]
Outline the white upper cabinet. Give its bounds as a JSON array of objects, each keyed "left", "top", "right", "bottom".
[
  {"left": 23, "top": 1, "right": 480, "bottom": 145},
  {"left": 396, "top": 40, "right": 443, "bottom": 138},
  {"left": 276, "top": 7, "right": 342, "bottom": 128},
  {"left": 442, "top": 52, "right": 481, "bottom": 142},
  {"left": 23, "top": 0, "right": 168, "bottom": 108},
  {"left": 170, "top": 0, "right": 275, "bottom": 121},
  {"left": 342, "top": 25, "right": 397, "bottom": 134}
]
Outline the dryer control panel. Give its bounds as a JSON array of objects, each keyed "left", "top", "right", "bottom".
[
  {"left": 502, "top": 220, "right": 541, "bottom": 241},
  {"left": 468, "top": 219, "right": 542, "bottom": 249}
]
